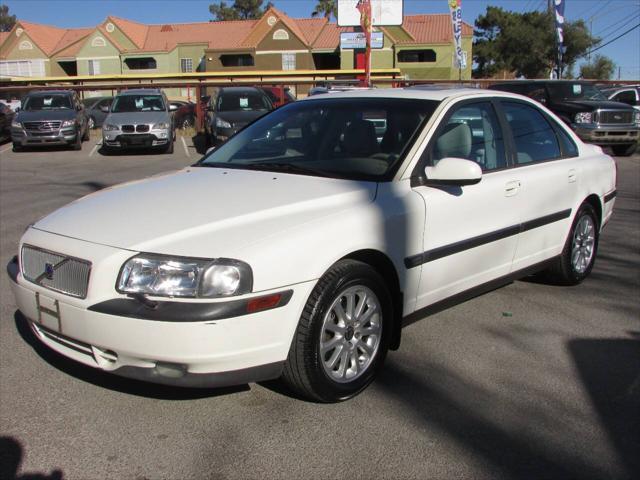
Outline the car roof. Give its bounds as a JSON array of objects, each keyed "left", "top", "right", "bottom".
[
  {"left": 117, "top": 89, "right": 163, "bottom": 96},
  {"left": 27, "top": 90, "right": 74, "bottom": 96},
  {"left": 219, "top": 87, "right": 265, "bottom": 94},
  {"left": 492, "top": 80, "right": 594, "bottom": 84},
  {"left": 299, "top": 87, "right": 491, "bottom": 103}
]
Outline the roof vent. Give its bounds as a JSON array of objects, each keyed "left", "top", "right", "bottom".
[{"left": 160, "top": 24, "right": 173, "bottom": 32}]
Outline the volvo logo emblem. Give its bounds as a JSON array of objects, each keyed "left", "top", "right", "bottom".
[{"left": 44, "top": 263, "right": 55, "bottom": 280}]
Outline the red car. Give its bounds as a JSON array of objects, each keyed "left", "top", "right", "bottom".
[{"left": 259, "top": 87, "right": 296, "bottom": 108}]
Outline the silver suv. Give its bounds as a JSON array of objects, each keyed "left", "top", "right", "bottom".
[{"left": 102, "top": 89, "right": 176, "bottom": 153}]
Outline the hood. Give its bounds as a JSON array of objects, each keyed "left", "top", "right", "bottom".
[
  {"left": 550, "top": 99, "right": 636, "bottom": 113},
  {"left": 16, "top": 110, "right": 76, "bottom": 122},
  {"left": 105, "top": 111, "right": 169, "bottom": 126},
  {"left": 217, "top": 110, "right": 268, "bottom": 126},
  {"left": 33, "top": 167, "right": 376, "bottom": 256}
]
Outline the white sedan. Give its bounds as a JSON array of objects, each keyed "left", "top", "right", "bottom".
[{"left": 8, "top": 88, "right": 617, "bottom": 402}]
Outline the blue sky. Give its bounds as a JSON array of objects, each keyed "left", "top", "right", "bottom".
[{"left": 4, "top": 0, "right": 639, "bottom": 79}]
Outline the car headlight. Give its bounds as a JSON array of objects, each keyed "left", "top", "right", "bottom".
[
  {"left": 153, "top": 122, "right": 169, "bottom": 130},
  {"left": 103, "top": 124, "right": 120, "bottom": 131},
  {"left": 11, "top": 120, "right": 21, "bottom": 128},
  {"left": 117, "top": 254, "right": 252, "bottom": 298},
  {"left": 634, "top": 111, "right": 640, "bottom": 126},
  {"left": 61, "top": 119, "right": 77, "bottom": 127},
  {"left": 574, "top": 112, "right": 593, "bottom": 124},
  {"left": 216, "top": 117, "right": 232, "bottom": 129}
]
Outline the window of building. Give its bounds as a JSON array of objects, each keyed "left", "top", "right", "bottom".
[
  {"left": 88, "top": 59, "right": 100, "bottom": 75},
  {"left": 312, "top": 52, "right": 340, "bottom": 70},
  {"left": 273, "top": 29, "right": 289, "bottom": 40},
  {"left": 124, "top": 57, "right": 157, "bottom": 70},
  {"left": 220, "top": 54, "right": 254, "bottom": 67},
  {"left": 0, "top": 59, "right": 45, "bottom": 77},
  {"left": 397, "top": 49, "right": 436, "bottom": 63},
  {"left": 19, "top": 40, "right": 33, "bottom": 50},
  {"left": 282, "top": 52, "right": 296, "bottom": 71},
  {"left": 180, "top": 58, "right": 193, "bottom": 73},
  {"left": 91, "top": 37, "right": 106, "bottom": 47}
]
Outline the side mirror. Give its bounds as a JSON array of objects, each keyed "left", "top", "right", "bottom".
[
  {"left": 169, "top": 104, "right": 178, "bottom": 112},
  {"left": 100, "top": 105, "right": 110, "bottom": 113},
  {"left": 424, "top": 157, "right": 482, "bottom": 186}
]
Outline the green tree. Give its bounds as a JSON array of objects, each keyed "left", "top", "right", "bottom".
[
  {"left": 312, "top": 0, "right": 337, "bottom": 20},
  {"left": 580, "top": 54, "right": 615, "bottom": 79},
  {"left": 473, "top": 7, "right": 598, "bottom": 78},
  {"left": 0, "top": 5, "right": 17, "bottom": 33},
  {"left": 209, "top": 0, "right": 273, "bottom": 21}
]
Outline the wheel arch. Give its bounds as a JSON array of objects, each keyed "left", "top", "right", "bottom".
[
  {"left": 584, "top": 193, "right": 603, "bottom": 229},
  {"left": 341, "top": 249, "right": 403, "bottom": 351}
]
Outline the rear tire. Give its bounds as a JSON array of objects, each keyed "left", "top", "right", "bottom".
[
  {"left": 545, "top": 203, "right": 599, "bottom": 285},
  {"left": 282, "top": 259, "right": 392, "bottom": 402},
  {"left": 611, "top": 144, "right": 637, "bottom": 157}
]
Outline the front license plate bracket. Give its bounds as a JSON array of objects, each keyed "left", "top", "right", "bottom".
[{"left": 36, "top": 292, "right": 62, "bottom": 332}]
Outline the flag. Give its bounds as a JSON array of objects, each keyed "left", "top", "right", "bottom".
[
  {"left": 448, "top": 0, "right": 465, "bottom": 69},
  {"left": 554, "top": 0, "right": 566, "bottom": 46}
]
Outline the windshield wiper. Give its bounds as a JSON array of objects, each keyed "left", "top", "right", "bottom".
[{"left": 242, "top": 162, "right": 331, "bottom": 177}]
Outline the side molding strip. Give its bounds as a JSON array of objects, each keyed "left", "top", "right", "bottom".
[
  {"left": 604, "top": 190, "right": 617, "bottom": 203},
  {"left": 404, "top": 209, "right": 572, "bottom": 269}
]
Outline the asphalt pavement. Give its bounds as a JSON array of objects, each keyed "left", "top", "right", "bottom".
[{"left": 0, "top": 136, "right": 638, "bottom": 480}]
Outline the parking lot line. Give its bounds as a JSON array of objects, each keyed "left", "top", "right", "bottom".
[
  {"left": 0, "top": 145, "right": 13, "bottom": 155},
  {"left": 89, "top": 144, "right": 100, "bottom": 157},
  {"left": 181, "top": 137, "right": 190, "bottom": 157}
]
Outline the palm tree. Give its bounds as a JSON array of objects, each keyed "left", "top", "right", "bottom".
[{"left": 312, "top": 0, "right": 337, "bottom": 20}]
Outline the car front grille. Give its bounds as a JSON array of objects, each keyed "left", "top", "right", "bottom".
[
  {"left": 21, "top": 245, "right": 91, "bottom": 299},
  {"left": 23, "top": 121, "right": 62, "bottom": 131},
  {"left": 596, "top": 110, "right": 634, "bottom": 125},
  {"left": 120, "top": 124, "right": 150, "bottom": 133}
]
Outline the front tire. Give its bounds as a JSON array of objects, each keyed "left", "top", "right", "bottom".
[
  {"left": 546, "top": 203, "right": 599, "bottom": 285},
  {"left": 12, "top": 142, "right": 22, "bottom": 152},
  {"left": 611, "top": 144, "right": 637, "bottom": 157},
  {"left": 71, "top": 131, "right": 82, "bottom": 150},
  {"left": 282, "top": 259, "right": 392, "bottom": 402},
  {"left": 164, "top": 138, "right": 174, "bottom": 154}
]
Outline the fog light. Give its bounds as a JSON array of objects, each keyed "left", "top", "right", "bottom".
[{"left": 155, "top": 362, "right": 186, "bottom": 378}]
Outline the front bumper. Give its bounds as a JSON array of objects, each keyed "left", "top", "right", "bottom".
[
  {"left": 12, "top": 127, "right": 77, "bottom": 146},
  {"left": 103, "top": 131, "right": 170, "bottom": 148},
  {"left": 572, "top": 124, "right": 639, "bottom": 144},
  {"left": 7, "top": 233, "right": 315, "bottom": 388}
]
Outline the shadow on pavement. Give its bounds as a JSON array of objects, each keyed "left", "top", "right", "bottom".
[
  {"left": 14, "top": 311, "right": 249, "bottom": 401},
  {"left": 568, "top": 334, "right": 640, "bottom": 478},
  {"left": 0, "top": 437, "right": 63, "bottom": 480}
]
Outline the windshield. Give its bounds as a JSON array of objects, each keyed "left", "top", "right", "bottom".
[
  {"left": 23, "top": 94, "right": 72, "bottom": 111},
  {"left": 547, "top": 83, "right": 607, "bottom": 101},
  {"left": 218, "top": 92, "right": 270, "bottom": 112},
  {"left": 198, "top": 98, "right": 437, "bottom": 181},
  {"left": 111, "top": 95, "right": 165, "bottom": 113}
]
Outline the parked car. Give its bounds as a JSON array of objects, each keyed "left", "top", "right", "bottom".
[
  {"left": 82, "top": 96, "right": 113, "bottom": 129},
  {"left": 10, "top": 90, "right": 89, "bottom": 151},
  {"left": 600, "top": 85, "right": 640, "bottom": 112},
  {"left": 101, "top": 89, "right": 177, "bottom": 153},
  {"left": 8, "top": 88, "right": 616, "bottom": 402},
  {"left": 206, "top": 87, "right": 273, "bottom": 145},
  {"left": 489, "top": 80, "right": 640, "bottom": 156},
  {"left": 0, "top": 102, "right": 15, "bottom": 142},
  {"left": 259, "top": 86, "right": 296, "bottom": 107},
  {"left": 173, "top": 101, "right": 196, "bottom": 129}
]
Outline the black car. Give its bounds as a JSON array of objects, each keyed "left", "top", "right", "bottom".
[
  {"left": 11, "top": 90, "right": 90, "bottom": 151},
  {"left": 207, "top": 87, "right": 273, "bottom": 145},
  {"left": 82, "top": 96, "right": 113, "bottom": 129},
  {"left": 0, "top": 102, "right": 15, "bottom": 142},
  {"left": 489, "top": 80, "right": 639, "bottom": 156}
]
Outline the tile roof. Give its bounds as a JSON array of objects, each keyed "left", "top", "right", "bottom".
[
  {"left": 399, "top": 14, "right": 473, "bottom": 44},
  {"left": 2, "top": 21, "right": 92, "bottom": 58},
  {"left": 108, "top": 16, "right": 149, "bottom": 49},
  {"left": 51, "top": 27, "right": 93, "bottom": 55},
  {"left": 295, "top": 18, "right": 328, "bottom": 45},
  {"left": 240, "top": 7, "right": 311, "bottom": 48}
]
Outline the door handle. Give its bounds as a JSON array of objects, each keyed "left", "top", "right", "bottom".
[
  {"left": 568, "top": 169, "right": 577, "bottom": 183},
  {"left": 505, "top": 180, "right": 521, "bottom": 197}
]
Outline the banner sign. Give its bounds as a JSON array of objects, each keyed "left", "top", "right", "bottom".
[
  {"left": 340, "top": 31, "right": 384, "bottom": 49},
  {"left": 554, "top": 0, "right": 565, "bottom": 49},
  {"left": 448, "top": 0, "right": 464, "bottom": 69},
  {"left": 337, "top": 0, "right": 403, "bottom": 27}
]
